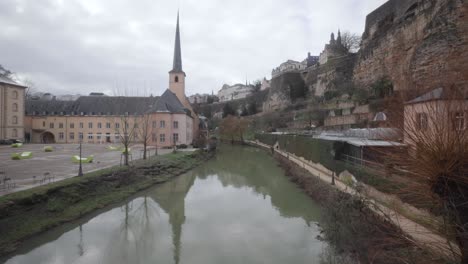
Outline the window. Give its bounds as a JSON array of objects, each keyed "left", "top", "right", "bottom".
[
  {"left": 12, "top": 103, "right": 18, "bottom": 112},
  {"left": 152, "top": 121, "right": 157, "bottom": 128},
  {"left": 160, "top": 133, "right": 165, "bottom": 143},
  {"left": 134, "top": 123, "right": 138, "bottom": 128},
  {"left": 115, "top": 123, "right": 120, "bottom": 129},
  {"left": 88, "top": 133, "right": 93, "bottom": 139},
  {"left": 79, "top": 132, "right": 84, "bottom": 140},
  {"left": 12, "top": 91, "right": 18, "bottom": 99},
  {"left": 12, "top": 129, "right": 17, "bottom": 137},
  {"left": 152, "top": 133, "right": 157, "bottom": 142},
  {"left": 417, "top": 113, "right": 428, "bottom": 131},
  {"left": 106, "top": 122, "right": 111, "bottom": 129},
  {"left": 70, "top": 132, "right": 75, "bottom": 140},
  {"left": 70, "top": 123, "right": 75, "bottom": 129},
  {"left": 50, "top": 122, "right": 54, "bottom": 129},
  {"left": 59, "top": 132, "right": 64, "bottom": 140},
  {"left": 98, "top": 122, "right": 102, "bottom": 129},
  {"left": 173, "top": 133, "right": 179, "bottom": 143},
  {"left": 175, "top": 76, "right": 179, "bottom": 83},
  {"left": 454, "top": 112, "right": 466, "bottom": 131},
  {"left": 97, "top": 133, "right": 102, "bottom": 140},
  {"left": 59, "top": 123, "right": 64, "bottom": 129},
  {"left": 79, "top": 122, "right": 84, "bottom": 128},
  {"left": 12, "top": 116, "right": 18, "bottom": 124},
  {"left": 43, "top": 121, "right": 46, "bottom": 127},
  {"left": 88, "top": 122, "right": 93, "bottom": 129},
  {"left": 173, "top": 121, "right": 179, "bottom": 129},
  {"left": 115, "top": 134, "right": 120, "bottom": 140},
  {"left": 160, "top": 120, "right": 165, "bottom": 128}
]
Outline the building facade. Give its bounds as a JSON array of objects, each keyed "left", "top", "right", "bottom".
[
  {"left": 25, "top": 12, "right": 198, "bottom": 148},
  {"left": 217, "top": 84, "right": 254, "bottom": 102},
  {"left": 318, "top": 31, "right": 348, "bottom": 65},
  {"left": 0, "top": 76, "right": 26, "bottom": 141}
]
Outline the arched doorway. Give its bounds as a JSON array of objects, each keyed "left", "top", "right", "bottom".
[{"left": 41, "top": 132, "right": 56, "bottom": 143}]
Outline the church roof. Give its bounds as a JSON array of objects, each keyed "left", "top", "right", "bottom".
[
  {"left": 406, "top": 87, "right": 468, "bottom": 104},
  {"left": 150, "top": 89, "right": 187, "bottom": 114},
  {"left": 0, "top": 76, "right": 27, "bottom": 88},
  {"left": 170, "top": 11, "right": 184, "bottom": 74},
  {"left": 26, "top": 90, "right": 189, "bottom": 116}
]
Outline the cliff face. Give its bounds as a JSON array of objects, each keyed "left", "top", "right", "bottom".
[
  {"left": 263, "top": 72, "right": 306, "bottom": 112},
  {"left": 304, "top": 54, "right": 356, "bottom": 97},
  {"left": 354, "top": 0, "right": 468, "bottom": 92}
]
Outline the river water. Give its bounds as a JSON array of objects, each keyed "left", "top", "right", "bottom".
[{"left": 3, "top": 145, "right": 326, "bottom": 264}]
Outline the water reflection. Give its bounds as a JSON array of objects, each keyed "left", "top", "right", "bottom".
[{"left": 3, "top": 145, "right": 325, "bottom": 264}]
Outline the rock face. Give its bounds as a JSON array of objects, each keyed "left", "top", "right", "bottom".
[
  {"left": 263, "top": 72, "right": 306, "bottom": 112},
  {"left": 354, "top": 0, "right": 468, "bottom": 92},
  {"left": 304, "top": 54, "right": 357, "bottom": 97}
]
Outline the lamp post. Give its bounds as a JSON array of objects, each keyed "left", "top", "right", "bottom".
[{"left": 78, "top": 140, "right": 83, "bottom": 177}]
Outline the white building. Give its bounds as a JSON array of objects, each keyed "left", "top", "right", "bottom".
[
  {"left": 217, "top": 84, "right": 253, "bottom": 102},
  {"left": 271, "top": 60, "right": 307, "bottom": 78}
]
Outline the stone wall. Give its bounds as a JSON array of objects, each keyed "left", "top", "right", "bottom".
[
  {"left": 304, "top": 54, "right": 357, "bottom": 97},
  {"left": 354, "top": 0, "right": 468, "bottom": 93},
  {"left": 263, "top": 72, "right": 306, "bottom": 112}
]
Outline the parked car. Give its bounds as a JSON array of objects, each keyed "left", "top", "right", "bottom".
[{"left": 0, "top": 139, "right": 22, "bottom": 145}]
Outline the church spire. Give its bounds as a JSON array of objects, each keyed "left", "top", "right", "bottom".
[{"left": 171, "top": 10, "right": 183, "bottom": 73}]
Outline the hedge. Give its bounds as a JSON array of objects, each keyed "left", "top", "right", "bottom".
[{"left": 255, "top": 133, "right": 401, "bottom": 193}]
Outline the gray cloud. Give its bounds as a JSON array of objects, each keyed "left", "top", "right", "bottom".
[{"left": 0, "top": 0, "right": 387, "bottom": 96}]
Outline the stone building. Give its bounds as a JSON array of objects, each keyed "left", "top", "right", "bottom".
[
  {"left": 188, "top": 94, "right": 209, "bottom": 104},
  {"left": 0, "top": 76, "right": 26, "bottom": 141},
  {"left": 217, "top": 83, "right": 253, "bottom": 102},
  {"left": 260, "top": 78, "right": 271, "bottom": 91},
  {"left": 404, "top": 87, "right": 467, "bottom": 149},
  {"left": 318, "top": 31, "right": 348, "bottom": 65},
  {"left": 25, "top": 12, "right": 198, "bottom": 147},
  {"left": 272, "top": 60, "right": 307, "bottom": 78}
]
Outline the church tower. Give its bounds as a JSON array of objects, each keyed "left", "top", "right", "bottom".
[
  {"left": 168, "top": 11, "right": 200, "bottom": 139},
  {"left": 169, "top": 11, "right": 186, "bottom": 102}
]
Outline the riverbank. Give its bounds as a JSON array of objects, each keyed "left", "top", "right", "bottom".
[
  {"left": 0, "top": 150, "right": 214, "bottom": 256},
  {"left": 274, "top": 153, "right": 450, "bottom": 264}
]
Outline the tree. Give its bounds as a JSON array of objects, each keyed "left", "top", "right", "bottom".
[
  {"left": 0, "top": 65, "right": 13, "bottom": 78},
  {"left": 385, "top": 87, "right": 467, "bottom": 261},
  {"left": 219, "top": 115, "right": 250, "bottom": 143},
  {"left": 222, "top": 103, "right": 236, "bottom": 118},
  {"left": 114, "top": 114, "right": 138, "bottom": 166},
  {"left": 340, "top": 31, "right": 361, "bottom": 53},
  {"left": 240, "top": 104, "right": 249, "bottom": 116},
  {"left": 253, "top": 80, "right": 261, "bottom": 93},
  {"left": 248, "top": 102, "right": 257, "bottom": 115},
  {"left": 138, "top": 113, "right": 153, "bottom": 160}
]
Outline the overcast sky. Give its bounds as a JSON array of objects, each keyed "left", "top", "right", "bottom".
[{"left": 0, "top": 0, "right": 388, "bottom": 97}]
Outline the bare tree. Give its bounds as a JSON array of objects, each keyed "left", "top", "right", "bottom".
[
  {"left": 340, "top": 31, "right": 361, "bottom": 53},
  {"left": 0, "top": 64, "right": 13, "bottom": 78},
  {"left": 22, "top": 79, "right": 38, "bottom": 99},
  {"left": 138, "top": 113, "right": 153, "bottom": 160},
  {"left": 114, "top": 114, "right": 139, "bottom": 166},
  {"left": 384, "top": 87, "right": 467, "bottom": 261}
]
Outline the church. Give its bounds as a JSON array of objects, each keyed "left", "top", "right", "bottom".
[{"left": 25, "top": 13, "right": 199, "bottom": 147}]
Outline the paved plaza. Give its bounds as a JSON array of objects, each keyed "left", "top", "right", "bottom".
[{"left": 0, "top": 144, "right": 173, "bottom": 195}]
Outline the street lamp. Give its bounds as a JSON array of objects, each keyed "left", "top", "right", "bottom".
[{"left": 78, "top": 140, "right": 83, "bottom": 177}]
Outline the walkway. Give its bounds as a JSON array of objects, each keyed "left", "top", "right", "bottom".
[{"left": 248, "top": 140, "right": 460, "bottom": 261}]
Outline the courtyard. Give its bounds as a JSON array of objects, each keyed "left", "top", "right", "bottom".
[{"left": 0, "top": 143, "right": 173, "bottom": 196}]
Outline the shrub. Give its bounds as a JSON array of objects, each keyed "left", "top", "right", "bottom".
[
  {"left": 177, "top": 144, "right": 188, "bottom": 149},
  {"left": 44, "top": 146, "right": 53, "bottom": 152}
]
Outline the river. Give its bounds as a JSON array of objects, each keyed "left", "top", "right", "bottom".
[{"left": 2, "top": 145, "right": 327, "bottom": 264}]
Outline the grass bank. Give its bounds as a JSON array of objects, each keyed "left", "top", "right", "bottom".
[
  {"left": 0, "top": 150, "right": 214, "bottom": 256},
  {"left": 274, "top": 153, "right": 451, "bottom": 264}
]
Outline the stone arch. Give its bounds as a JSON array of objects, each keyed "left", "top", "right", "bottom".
[{"left": 41, "top": 131, "right": 55, "bottom": 143}]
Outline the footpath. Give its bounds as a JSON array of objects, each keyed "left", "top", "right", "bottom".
[{"left": 247, "top": 140, "right": 460, "bottom": 261}]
